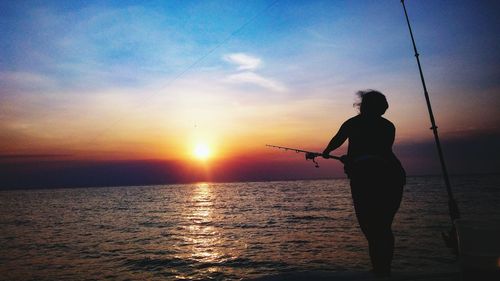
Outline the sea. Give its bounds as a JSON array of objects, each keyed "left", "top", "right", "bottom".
[{"left": 1, "top": 174, "right": 499, "bottom": 280}]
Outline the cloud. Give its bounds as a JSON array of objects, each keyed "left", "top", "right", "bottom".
[
  {"left": 223, "top": 53, "right": 286, "bottom": 92},
  {"left": 395, "top": 130, "right": 500, "bottom": 175},
  {"left": 0, "top": 71, "right": 56, "bottom": 90},
  {"left": 0, "top": 154, "right": 71, "bottom": 160},
  {"left": 224, "top": 53, "right": 262, "bottom": 71},
  {"left": 226, "top": 72, "right": 287, "bottom": 93},
  {"left": 1, "top": 5, "right": 196, "bottom": 92}
]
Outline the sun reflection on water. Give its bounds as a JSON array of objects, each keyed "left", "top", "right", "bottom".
[{"left": 187, "top": 183, "right": 221, "bottom": 263}]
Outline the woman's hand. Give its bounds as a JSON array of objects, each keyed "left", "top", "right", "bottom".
[
  {"left": 322, "top": 150, "right": 331, "bottom": 159},
  {"left": 340, "top": 155, "right": 349, "bottom": 164}
]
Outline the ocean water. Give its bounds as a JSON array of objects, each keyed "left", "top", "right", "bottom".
[{"left": 1, "top": 175, "right": 499, "bottom": 280}]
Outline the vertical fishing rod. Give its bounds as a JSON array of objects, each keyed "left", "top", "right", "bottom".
[{"left": 400, "top": 0, "right": 460, "bottom": 250}]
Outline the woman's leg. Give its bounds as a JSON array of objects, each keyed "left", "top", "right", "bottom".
[
  {"left": 351, "top": 180, "right": 403, "bottom": 276},
  {"left": 372, "top": 184, "right": 403, "bottom": 276}
]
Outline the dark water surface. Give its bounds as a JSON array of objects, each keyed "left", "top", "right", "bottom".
[{"left": 1, "top": 175, "right": 499, "bottom": 280}]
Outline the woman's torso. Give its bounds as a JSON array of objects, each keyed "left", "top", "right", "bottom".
[
  {"left": 344, "top": 115, "right": 406, "bottom": 185},
  {"left": 345, "top": 115, "right": 395, "bottom": 158}
]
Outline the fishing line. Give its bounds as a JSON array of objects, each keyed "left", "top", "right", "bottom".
[{"left": 84, "top": 0, "right": 280, "bottom": 146}]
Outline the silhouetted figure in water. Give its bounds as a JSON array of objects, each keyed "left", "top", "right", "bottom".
[{"left": 322, "top": 90, "right": 406, "bottom": 277}]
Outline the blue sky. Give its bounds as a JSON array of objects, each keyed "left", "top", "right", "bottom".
[
  {"left": 3, "top": 0, "right": 497, "bottom": 88},
  {"left": 2, "top": 1, "right": 498, "bottom": 89}
]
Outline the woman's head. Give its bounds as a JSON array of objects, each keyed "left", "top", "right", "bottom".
[{"left": 355, "top": 90, "right": 388, "bottom": 116}]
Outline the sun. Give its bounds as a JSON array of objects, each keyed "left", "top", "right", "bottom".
[{"left": 193, "top": 143, "right": 211, "bottom": 160}]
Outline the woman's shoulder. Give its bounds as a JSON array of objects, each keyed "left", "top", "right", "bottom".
[
  {"left": 380, "top": 117, "right": 395, "bottom": 128},
  {"left": 341, "top": 116, "right": 361, "bottom": 129},
  {"left": 345, "top": 115, "right": 361, "bottom": 124},
  {"left": 343, "top": 115, "right": 394, "bottom": 129},
  {"left": 347, "top": 115, "right": 395, "bottom": 130},
  {"left": 345, "top": 115, "right": 392, "bottom": 124}
]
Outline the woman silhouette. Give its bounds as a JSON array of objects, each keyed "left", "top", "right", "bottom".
[{"left": 322, "top": 90, "right": 406, "bottom": 277}]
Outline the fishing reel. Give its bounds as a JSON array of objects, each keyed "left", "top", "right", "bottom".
[{"left": 305, "top": 152, "right": 321, "bottom": 168}]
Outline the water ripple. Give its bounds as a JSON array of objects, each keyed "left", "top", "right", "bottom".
[{"left": 1, "top": 175, "right": 499, "bottom": 280}]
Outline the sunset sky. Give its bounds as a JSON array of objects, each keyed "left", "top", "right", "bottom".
[{"left": 1, "top": 0, "right": 499, "bottom": 188}]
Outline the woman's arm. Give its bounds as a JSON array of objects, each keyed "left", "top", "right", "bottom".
[{"left": 322, "top": 121, "right": 349, "bottom": 156}]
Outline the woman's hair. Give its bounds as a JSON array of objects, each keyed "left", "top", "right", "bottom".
[{"left": 354, "top": 89, "right": 388, "bottom": 116}]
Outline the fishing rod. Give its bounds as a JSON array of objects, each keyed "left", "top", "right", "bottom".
[
  {"left": 265, "top": 144, "right": 342, "bottom": 168},
  {"left": 400, "top": 0, "right": 460, "bottom": 252}
]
